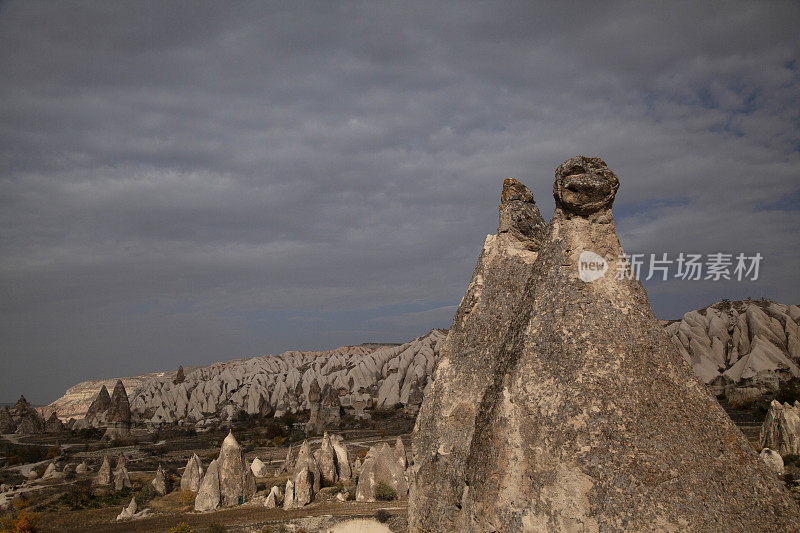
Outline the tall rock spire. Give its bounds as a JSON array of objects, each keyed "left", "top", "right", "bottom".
[{"left": 409, "top": 157, "right": 800, "bottom": 531}]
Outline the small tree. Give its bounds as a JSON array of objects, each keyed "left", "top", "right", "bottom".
[{"left": 374, "top": 481, "right": 397, "bottom": 501}]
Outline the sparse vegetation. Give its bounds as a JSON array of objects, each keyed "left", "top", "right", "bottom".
[
  {"left": 376, "top": 509, "right": 391, "bottom": 523},
  {"left": 374, "top": 481, "right": 397, "bottom": 501},
  {"left": 45, "top": 446, "right": 61, "bottom": 459},
  {"left": 169, "top": 522, "right": 192, "bottom": 533},
  {"left": 208, "top": 524, "right": 226, "bottom": 533},
  {"left": 179, "top": 491, "right": 197, "bottom": 505},
  {"left": 0, "top": 508, "right": 40, "bottom": 533}
]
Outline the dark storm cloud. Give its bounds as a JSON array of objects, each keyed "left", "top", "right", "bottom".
[{"left": 1, "top": 1, "right": 798, "bottom": 403}]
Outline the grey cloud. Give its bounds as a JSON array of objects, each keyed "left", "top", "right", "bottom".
[{"left": 1, "top": 1, "right": 798, "bottom": 403}]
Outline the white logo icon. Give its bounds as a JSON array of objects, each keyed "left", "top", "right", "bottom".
[{"left": 578, "top": 251, "right": 608, "bottom": 282}]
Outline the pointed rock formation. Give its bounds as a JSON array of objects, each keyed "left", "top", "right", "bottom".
[
  {"left": 75, "top": 461, "right": 89, "bottom": 474},
  {"left": 331, "top": 434, "right": 352, "bottom": 482},
  {"left": 195, "top": 458, "right": 221, "bottom": 511},
  {"left": 174, "top": 365, "right": 186, "bottom": 385},
  {"left": 356, "top": 442, "right": 408, "bottom": 502},
  {"left": 194, "top": 431, "right": 253, "bottom": 510},
  {"left": 305, "top": 378, "right": 324, "bottom": 435},
  {"left": 394, "top": 437, "right": 407, "bottom": 471},
  {"left": 42, "top": 463, "right": 59, "bottom": 479},
  {"left": 250, "top": 457, "right": 268, "bottom": 477},
  {"left": 282, "top": 479, "right": 295, "bottom": 510},
  {"left": 104, "top": 380, "right": 131, "bottom": 440},
  {"left": 410, "top": 157, "right": 800, "bottom": 532},
  {"left": 287, "top": 440, "right": 321, "bottom": 507},
  {"left": 264, "top": 485, "right": 282, "bottom": 508},
  {"left": 180, "top": 454, "right": 203, "bottom": 492},
  {"left": 0, "top": 407, "right": 14, "bottom": 433},
  {"left": 12, "top": 396, "right": 45, "bottom": 435},
  {"left": 410, "top": 177, "right": 546, "bottom": 527},
  {"left": 94, "top": 456, "right": 112, "bottom": 486},
  {"left": 116, "top": 497, "right": 137, "bottom": 520},
  {"left": 45, "top": 412, "right": 64, "bottom": 433},
  {"left": 152, "top": 464, "right": 167, "bottom": 495},
  {"left": 759, "top": 400, "right": 800, "bottom": 455},
  {"left": 114, "top": 455, "right": 131, "bottom": 490},
  {"left": 314, "top": 432, "right": 339, "bottom": 487},
  {"left": 85, "top": 385, "right": 111, "bottom": 423}
]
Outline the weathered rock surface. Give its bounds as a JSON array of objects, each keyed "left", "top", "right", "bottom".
[
  {"left": 409, "top": 158, "right": 800, "bottom": 532},
  {"left": 75, "top": 461, "right": 89, "bottom": 474},
  {"left": 759, "top": 400, "right": 800, "bottom": 455},
  {"left": 250, "top": 457, "right": 268, "bottom": 477},
  {"left": 664, "top": 300, "right": 800, "bottom": 394},
  {"left": 113, "top": 455, "right": 131, "bottom": 490},
  {"left": 180, "top": 453, "right": 203, "bottom": 492},
  {"left": 42, "top": 463, "right": 59, "bottom": 479},
  {"left": 195, "top": 458, "right": 221, "bottom": 511},
  {"left": 194, "top": 431, "right": 253, "bottom": 510},
  {"left": 152, "top": 464, "right": 167, "bottom": 495},
  {"left": 104, "top": 380, "right": 132, "bottom": 440},
  {"left": 45, "top": 412, "right": 64, "bottom": 433},
  {"left": 264, "top": 485, "right": 282, "bottom": 508},
  {"left": 331, "top": 434, "right": 352, "bottom": 482},
  {"left": 314, "top": 432, "right": 339, "bottom": 487},
  {"left": 116, "top": 497, "right": 137, "bottom": 520},
  {"left": 288, "top": 440, "right": 321, "bottom": 508},
  {"left": 174, "top": 365, "right": 185, "bottom": 385},
  {"left": 94, "top": 456, "right": 112, "bottom": 485},
  {"left": 2, "top": 396, "right": 46, "bottom": 435},
  {"left": 282, "top": 479, "right": 295, "bottom": 510},
  {"left": 356, "top": 442, "right": 408, "bottom": 502},
  {"left": 760, "top": 448, "right": 785, "bottom": 475},
  {"left": 409, "top": 178, "right": 546, "bottom": 525}
]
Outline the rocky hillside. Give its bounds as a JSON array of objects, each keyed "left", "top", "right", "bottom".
[
  {"left": 45, "top": 301, "right": 799, "bottom": 424},
  {"left": 664, "top": 299, "right": 800, "bottom": 394},
  {"left": 43, "top": 371, "right": 176, "bottom": 420}
]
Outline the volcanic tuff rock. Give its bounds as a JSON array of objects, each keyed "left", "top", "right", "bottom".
[
  {"left": 94, "top": 456, "right": 112, "bottom": 486},
  {"left": 409, "top": 178, "right": 546, "bottom": 527},
  {"left": 760, "top": 448, "right": 785, "bottom": 475},
  {"left": 180, "top": 454, "right": 203, "bottom": 492},
  {"left": 409, "top": 157, "right": 800, "bottom": 532},
  {"left": 356, "top": 441, "right": 408, "bottom": 502},
  {"left": 152, "top": 464, "right": 167, "bottom": 495},
  {"left": 2, "top": 396, "right": 46, "bottom": 435},
  {"left": 174, "top": 365, "right": 185, "bottom": 384},
  {"left": 250, "top": 457, "right": 268, "bottom": 477},
  {"left": 116, "top": 497, "right": 137, "bottom": 521},
  {"left": 194, "top": 431, "right": 254, "bottom": 510},
  {"left": 759, "top": 400, "right": 800, "bottom": 455},
  {"left": 113, "top": 455, "right": 131, "bottom": 490},
  {"left": 104, "top": 380, "right": 132, "bottom": 440},
  {"left": 664, "top": 300, "right": 800, "bottom": 394}
]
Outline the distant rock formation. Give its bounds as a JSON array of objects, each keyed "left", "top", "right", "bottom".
[
  {"left": 409, "top": 158, "right": 800, "bottom": 531},
  {"left": 305, "top": 378, "right": 324, "bottom": 435},
  {"left": 116, "top": 497, "right": 137, "bottom": 520},
  {"left": 664, "top": 300, "right": 800, "bottom": 395},
  {"left": 45, "top": 412, "right": 64, "bottom": 433},
  {"left": 113, "top": 455, "right": 131, "bottom": 491},
  {"left": 180, "top": 454, "right": 203, "bottom": 492},
  {"left": 152, "top": 464, "right": 167, "bottom": 495},
  {"left": 104, "top": 380, "right": 132, "bottom": 440},
  {"left": 356, "top": 441, "right": 408, "bottom": 502},
  {"left": 94, "top": 456, "right": 112, "bottom": 486},
  {"left": 760, "top": 400, "right": 800, "bottom": 455},
  {"left": 3, "top": 396, "right": 46, "bottom": 435},
  {"left": 250, "top": 457, "right": 268, "bottom": 477},
  {"left": 174, "top": 365, "right": 185, "bottom": 385}
]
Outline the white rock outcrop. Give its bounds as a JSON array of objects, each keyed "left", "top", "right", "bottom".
[
  {"left": 760, "top": 448, "right": 785, "bottom": 475},
  {"left": 759, "top": 400, "right": 800, "bottom": 455}
]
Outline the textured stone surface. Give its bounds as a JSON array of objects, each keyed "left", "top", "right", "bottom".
[
  {"left": 45, "top": 412, "right": 64, "bottom": 433},
  {"left": 409, "top": 158, "right": 800, "bottom": 532},
  {"left": 760, "top": 448, "right": 785, "bottom": 475},
  {"left": 152, "top": 464, "right": 167, "bottom": 495},
  {"left": 180, "top": 453, "right": 203, "bottom": 492},
  {"left": 113, "top": 455, "right": 131, "bottom": 490},
  {"left": 94, "top": 456, "right": 111, "bottom": 485},
  {"left": 75, "top": 461, "right": 89, "bottom": 474},
  {"left": 219, "top": 430, "right": 249, "bottom": 506},
  {"left": 331, "top": 434, "right": 352, "bottom": 482},
  {"left": 409, "top": 178, "right": 546, "bottom": 527},
  {"left": 759, "top": 400, "right": 800, "bottom": 455},
  {"left": 288, "top": 440, "right": 320, "bottom": 508},
  {"left": 116, "top": 497, "right": 137, "bottom": 521},
  {"left": 250, "top": 457, "right": 268, "bottom": 477},
  {"left": 356, "top": 442, "right": 408, "bottom": 502},
  {"left": 315, "top": 432, "right": 339, "bottom": 486},
  {"left": 195, "top": 458, "right": 221, "bottom": 511}
]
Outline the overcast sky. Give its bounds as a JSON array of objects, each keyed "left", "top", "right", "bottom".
[{"left": 1, "top": 1, "right": 798, "bottom": 404}]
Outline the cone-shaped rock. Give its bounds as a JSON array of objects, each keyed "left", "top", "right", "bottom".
[
  {"left": 75, "top": 460, "right": 88, "bottom": 474},
  {"left": 45, "top": 412, "right": 64, "bottom": 433},
  {"left": 356, "top": 442, "right": 408, "bottom": 502},
  {"left": 759, "top": 400, "right": 800, "bottom": 455},
  {"left": 85, "top": 385, "right": 111, "bottom": 421},
  {"left": 315, "top": 432, "right": 338, "bottom": 486},
  {"left": 180, "top": 454, "right": 203, "bottom": 492},
  {"left": 173, "top": 365, "right": 185, "bottom": 385},
  {"left": 113, "top": 454, "right": 131, "bottom": 490},
  {"left": 94, "top": 456, "right": 112, "bottom": 485},
  {"left": 152, "top": 464, "right": 167, "bottom": 495},
  {"left": 219, "top": 430, "right": 249, "bottom": 506},
  {"left": 104, "top": 380, "right": 131, "bottom": 440},
  {"left": 282, "top": 479, "right": 295, "bottom": 510},
  {"left": 195, "top": 458, "right": 221, "bottom": 511},
  {"left": 410, "top": 157, "right": 800, "bottom": 532},
  {"left": 116, "top": 497, "right": 137, "bottom": 520},
  {"left": 410, "top": 178, "right": 546, "bottom": 527},
  {"left": 330, "top": 434, "right": 351, "bottom": 482}
]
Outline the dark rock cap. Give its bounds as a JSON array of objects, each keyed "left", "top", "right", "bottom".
[{"left": 553, "top": 155, "right": 619, "bottom": 215}]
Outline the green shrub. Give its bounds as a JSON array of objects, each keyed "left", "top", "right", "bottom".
[
  {"left": 135, "top": 483, "right": 159, "bottom": 506},
  {"left": 169, "top": 522, "right": 192, "bottom": 533},
  {"left": 374, "top": 481, "right": 397, "bottom": 501},
  {"left": 376, "top": 509, "right": 391, "bottom": 523}
]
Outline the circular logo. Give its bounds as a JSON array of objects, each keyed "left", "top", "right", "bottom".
[{"left": 578, "top": 251, "right": 608, "bottom": 282}]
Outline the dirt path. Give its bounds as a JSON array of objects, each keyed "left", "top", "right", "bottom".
[{"left": 39, "top": 500, "right": 408, "bottom": 532}]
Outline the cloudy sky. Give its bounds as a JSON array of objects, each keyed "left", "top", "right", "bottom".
[{"left": 1, "top": 1, "right": 798, "bottom": 404}]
